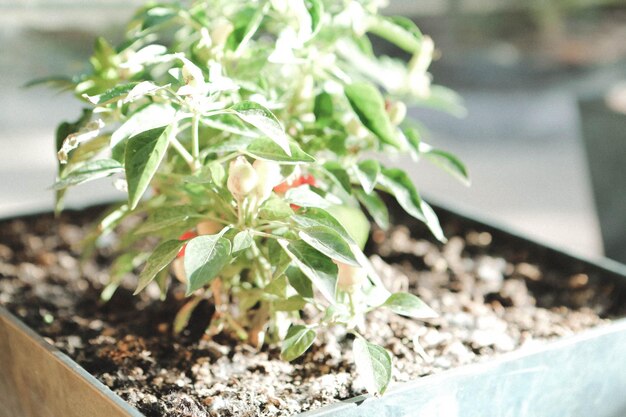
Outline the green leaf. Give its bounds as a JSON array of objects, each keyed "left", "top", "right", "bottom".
[
  {"left": 353, "top": 338, "right": 392, "bottom": 396},
  {"left": 293, "top": 207, "right": 355, "bottom": 245},
  {"left": 233, "top": 3, "right": 268, "bottom": 52},
  {"left": 411, "top": 84, "right": 466, "bottom": 117},
  {"left": 279, "top": 240, "right": 337, "bottom": 304},
  {"left": 304, "top": 0, "right": 324, "bottom": 40},
  {"left": 99, "top": 204, "right": 130, "bottom": 235},
  {"left": 268, "top": 239, "right": 292, "bottom": 279},
  {"left": 53, "top": 159, "right": 123, "bottom": 190},
  {"left": 265, "top": 275, "right": 288, "bottom": 298},
  {"left": 378, "top": 167, "right": 445, "bottom": 242},
  {"left": 404, "top": 126, "right": 421, "bottom": 161},
  {"left": 367, "top": 15, "right": 422, "bottom": 53},
  {"left": 125, "top": 125, "right": 172, "bottom": 210},
  {"left": 111, "top": 103, "right": 176, "bottom": 148},
  {"left": 184, "top": 233, "right": 232, "bottom": 295},
  {"left": 382, "top": 292, "right": 437, "bottom": 319},
  {"left": 355, "top": 160, "right": 381, "bottom": 194},
  {"left": 202, "top": 136, "right": 254, "bottom": 154},
  {"left": 323, "top": 162, "right": 352, "bottom": 193},
  {"left": 259, "top": 198, "right": 294, "bottom": 220},
  {"left": 134, "top": 240, "right": 186, "bottom": 294},
  {"left": 24, "top": 76, "right": 75, "bottom": 92},
  {"left": 286, "top": 266, "right": 313, "bottom": 299},
  {"left": 274, "top": 295, "right": 307, "bottom": 311},
  {"left": 299, "top": 226, "right": 359, "bottom": 267},
  {"left": 285, "top": 187, "right": 330, "bottom": 209},
  {"left": 134, "top": 5, "right": 178, "bottom": 32},
  {"left": 313, "top": 92, "right": 334, "bottom": 121},
  {"left": 90, "top": 36, "right": 116, "bottom": 74},
  {"left": 67, "top": 135, "right": 112, "bottom": 166},
  {"left": 238, "top": 288, "right": 263, "bottom": 312},
  {"left": 124, "top": 81, "right": 164, "bottom": 103},
  {"left": 421, "top": 144, "right": 470, "bottom": 186},
  {"left": 378, "top": 167, "right": 423, "bottom": 221},
  {"left": 246, "top": 138, "right": 315, "bottom": 164},
  {"left": 230, "top": 101, "right": 291, "bottom": 155},
  {"left": 207, "top": 161, "right": 227, "bottom": 186},
  {"left": 84, "top": 83, "right": 138, "bottom": 106},
  {"left": 323, "top": 304, "right": 352, "bottom": 324},
  {"left": 155, "top": 268, "right": 170, "bottom": 300},
  {"left": 55, "top": 109, "right": 92, "bottom": 159},
  {"left": 387, "top": 16, "right": 423, "bottom": 40},
  {"left": 420, "top": 200, "right": 446, "bottom": 243},
  {"left": 232, "top": 230, "right": 253, "bottom": 254},
  {"left": 101, "top": 251, "right": 147, "bottom": 302},
  {"left": 344, "top": 82, "right": 401, "bottom": 148},
  {"left": 305, "top": 205, "right": 386, "bottom": 292},
  {"left": 136, "top": 206, "right": 201, "bottom": 234},
  {"left": 294, "top": 205, "right": 370, "bottom": 255},
  {"left": 173, "top": 296, "right": 203, "bottom": 335},
  {"left": 325, "top": 205, "right": 370, "bottom": 250},
  {"left": 355, "top": 189, "right": 389, "bottom": 231},
  {"left": 281, "top": 325, "right": 316, "bottom": 361},
  {"left": 202, "top": 113, "right": 261, "bottom": 138},
  {"left": 185, "top": 162, "right": 227, "bottom": 185}
]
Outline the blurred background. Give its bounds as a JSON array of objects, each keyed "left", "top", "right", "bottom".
[{"left": 1, "top": 0, "right": 625, "bottom": 261}]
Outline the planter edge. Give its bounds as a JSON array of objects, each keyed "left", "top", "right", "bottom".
[{"left": 0, "top": 307, "right": 143, "bottom": 417}]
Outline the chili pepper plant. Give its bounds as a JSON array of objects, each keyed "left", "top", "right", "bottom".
[{"left": 49, "top": 0, "right": 468, "bottom": 396}]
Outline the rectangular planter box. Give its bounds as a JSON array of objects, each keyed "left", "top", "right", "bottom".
[{"left": 1, "top": 201, "right": 625, "bottom": 417}]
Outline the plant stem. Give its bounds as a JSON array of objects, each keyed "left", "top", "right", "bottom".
[
  {"left": 236, "top": 197, "right": 244, "bottom": 228},
  {"left": 347, "top": 291, "right": 356, "bottom": 316},
  {"left": 170, "top": 136, "right": 195, "bottom": 170},
  {"left": 192, "top": 113, "right": 200, "bottom": 161},
  {"left": 212, "top": 152, "right": 239, "bottom": 165},
  {"left": 250, "top": 240, "right": 272, "bottom": 284},
  {"left": 366, "top": 15, "right": 421, "bottom": 54},
  {"left": 250, "top": 230, "right": 286, "bottom": 240}
]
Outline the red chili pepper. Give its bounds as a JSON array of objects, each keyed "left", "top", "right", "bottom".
[
  {"left": 273, "top": 174, "right": 317, "bottom": 194},
  {"left": 299, "top": 174, "right": 317, "bottom": 187},
  {"left": 177, "top": 230, "right": 198, "bottom": 258},
  {"left": 273, "top": 181, "right": 292, "bottom": 194}
]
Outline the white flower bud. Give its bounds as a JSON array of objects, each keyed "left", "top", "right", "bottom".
[
  {"left": 335, "top": 261, "right": 367, "bottom": 292},
  {"left": 228, "top": 156, "right": 259, "bottom": 199},
  {"left": 197, "top": 220, "right": 223, "bottom": 235},
  {"left": 253, "top": 159, "right": 282, "bottom": 202},
  {"left": 387, "top": 101, "right": 407, "bottom": 125}
]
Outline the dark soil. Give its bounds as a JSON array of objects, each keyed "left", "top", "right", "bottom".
[{"left": 0, "top": 206, "right": 624, "bottom": 417}]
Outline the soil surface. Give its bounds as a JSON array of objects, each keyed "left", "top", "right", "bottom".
[{"left": 0, "top": 206, "right": 624, "bottom": 417}]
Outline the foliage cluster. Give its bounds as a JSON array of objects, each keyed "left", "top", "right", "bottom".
[{"left": 51, "top": 0, "right": 468, "bottom": 395}]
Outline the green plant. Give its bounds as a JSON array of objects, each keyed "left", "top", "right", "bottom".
[{"left": 50, "top": 0, "right": 468, "bottom": 396}]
